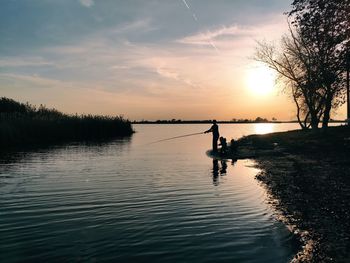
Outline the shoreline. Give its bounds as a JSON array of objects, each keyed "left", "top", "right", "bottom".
[{"left": 220, "top": 126, "right": 350, "bottom": 262}]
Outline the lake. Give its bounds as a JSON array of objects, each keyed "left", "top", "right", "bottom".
[{"left": 0, "top": 123, "right": 301, "bottom": 262}]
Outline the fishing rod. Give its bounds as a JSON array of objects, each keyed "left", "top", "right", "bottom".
[{"left": 146, "top": 132, "right": 205, "bottom": 145}]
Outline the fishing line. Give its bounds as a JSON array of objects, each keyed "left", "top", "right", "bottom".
[{"left": 144, "top": 131, "right": 205, "bottom": 146}]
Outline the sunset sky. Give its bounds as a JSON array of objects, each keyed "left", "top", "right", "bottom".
[{"left": 0, "top": 0, "right": 347, "bottom": 121}]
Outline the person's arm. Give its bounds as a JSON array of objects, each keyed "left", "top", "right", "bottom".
[{"left": 204, "top": 125, "right": 213, "bottom": 133}]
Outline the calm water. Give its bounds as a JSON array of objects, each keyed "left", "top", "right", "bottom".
[{"left": 0, "top": 123, "right": 301, "bottom": 263}]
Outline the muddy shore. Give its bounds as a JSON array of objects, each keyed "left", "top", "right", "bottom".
[{"left": 223, "top": 126, "right": 350, "bottom": 262}]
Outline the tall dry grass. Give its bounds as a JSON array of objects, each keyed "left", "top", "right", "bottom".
[{"left": 0, "top": 97, "right": 133, "bottom": 147}]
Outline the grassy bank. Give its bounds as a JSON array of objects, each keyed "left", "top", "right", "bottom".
[
  {"left": 0, "top": 97, "right": 134, "bottom": 147},
  {"left": 234, "top": 126, "right": 350, "bottom": 262}
]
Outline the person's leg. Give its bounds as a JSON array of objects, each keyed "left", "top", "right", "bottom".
[{"left": 213, "top": 136, "right": 218, "bottom": 151}]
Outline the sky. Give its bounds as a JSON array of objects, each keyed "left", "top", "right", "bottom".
[{"left": 0, "top": 0, "right": 346, "bottom": 121}]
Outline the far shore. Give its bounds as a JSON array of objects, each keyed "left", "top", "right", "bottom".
[
  {"left": 132, "top": 120, "right": 347, "bottom": 124},
  {"left": 218, "top": 125, "right": 350, "bottom": 262}
]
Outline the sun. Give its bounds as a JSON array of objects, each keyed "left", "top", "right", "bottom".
[{"left": 246, "top": 64, "right": 276, "bottom": 95}]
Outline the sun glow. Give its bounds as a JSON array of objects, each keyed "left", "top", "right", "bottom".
[
  {"left": 246, "top": 65, "right": 276, "bottom": 96},
  {"left": 254, "top": 123, "right": 274, "bottom": 134}
]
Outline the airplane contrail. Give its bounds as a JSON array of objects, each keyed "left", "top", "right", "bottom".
[
  {"left": 180, "top": 0, "right": 220, "bottom": 54},
  {"left": 209, "top": 41, "right": 219, "bottom": 52},
  {"left": 192, "top": 13, "right": 198, "bottom": 21},
  {"left": 182, "top": 0, "right": 190, "bottom": 9}
]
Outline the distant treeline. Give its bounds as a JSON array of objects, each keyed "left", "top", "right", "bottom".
[
  {"left": 134, "top": 117, "right": 282, "bottom": 124},
  {"left": 133, "top": 117, "right": 346, "bottom": 124},
  {"left": 0, "top": 97, "right": 134, "bottom": 147}
]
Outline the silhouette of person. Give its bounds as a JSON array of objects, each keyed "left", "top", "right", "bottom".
[
  {"left": 212, "top": 159, "right": 228, "bottom": 186},
  {"left": 204, "top": 120, "right": 219, "bottom": 152},
  {"left": 231, "top": 158, "right": 237, "bottom": 165},
  {"left": 220, "top": 160, "right": 227, "bottom": 175},
  {"left": 230, "top": 139, "right": 238, "bottom": 153},
  {"left": 219, "top": 137, "right": 227, "bottom": 154},
  {"left": 212, "top": 159, "right": 219, "bottom": 186}
]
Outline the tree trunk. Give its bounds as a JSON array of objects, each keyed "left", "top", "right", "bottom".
[
  {"left": 347, "top": 64, "right": 349, "bottom": 125},
  {"left": 310, "top": 110, "right": 319, "bottom": 130},
  {"left": 294, "top": 94, "right": 308, "bottom": 130},
  {"left": 322, "top": 94, "right": 333, "bottom": 130}
]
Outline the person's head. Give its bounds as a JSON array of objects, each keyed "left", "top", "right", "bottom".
[{"left": 213, "top": 119, "right": 217, "bottom": 124}]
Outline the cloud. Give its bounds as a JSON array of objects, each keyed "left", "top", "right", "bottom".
[
  {"left": 0, "top": 57, "right": 53, "bottom": 67},
  {"left": 110, "top": 65, "right": 130, "bottom": 70},
  {"left": 111, "top": 19, "right": 154, "bottom": 34},
  {"left": 79, "top": 0, "right": 94, "bottom": 8},
  {"left": 178, "top": 25, "right": 248, "bottom": 45},
  {"left": 177, "top": 15, "right": 287, "bottom": 49},
  {"left": 0, "top": 73, "right": 73, "bottom": 89},
  {"left": 156, "top": 67, "right": 199, "bottom": 88}
]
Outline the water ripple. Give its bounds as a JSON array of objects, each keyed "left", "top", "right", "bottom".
[{"left": 0, "top": 124, "right": 300, "bottom": 262}]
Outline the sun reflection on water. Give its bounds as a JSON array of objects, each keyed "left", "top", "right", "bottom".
[{"left": 254, "top": 123, "right": 274, "bottom": 134}]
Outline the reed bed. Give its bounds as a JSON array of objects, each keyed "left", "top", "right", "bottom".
[{"left": 0, "top": 97, "right": 133, "bottom": 147}]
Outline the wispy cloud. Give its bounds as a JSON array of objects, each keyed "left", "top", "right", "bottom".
[
  {"left": 156, "top": 67, "right": 199, "bottom": 88},
  {"left": 110, "top": 19, "right": 155, "bottom": 34},
  {"left": 179, "top": 25, "right": 246, "bottom": 45},
  {"left": 0, "top": 57, "right": 53, "bottom": 67},
  {"left": 0, "top": 73, "right": 73, "bottom": 89},
  {"left": 178, "top": 16, "right": 287, "bottom": 50},
  {"left": 79, "top": 0, "right": 94, "bottom": 8}
]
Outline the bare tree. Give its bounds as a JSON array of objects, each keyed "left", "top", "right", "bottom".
[
  {"left": 289, "top": 0, "right": 350, "bottom": 128},
  {"left": 255, "top": 0, "right": 349, "bottom": 129},
  {"left": 255, "top": 25, "right": 325, "bottom": 130}
]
